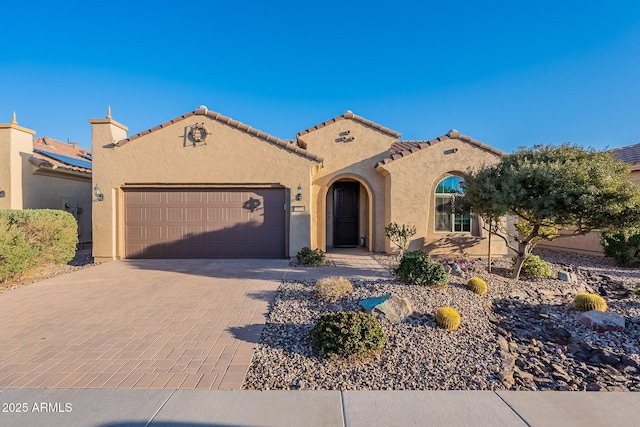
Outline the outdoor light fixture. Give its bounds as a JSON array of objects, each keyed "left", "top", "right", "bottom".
[
  {"left": 0, "top": 190, "right": 5, "bottom": 198},
  {"left": 295, "top": 184, "right": 303, "bottom": 201},
  {"left": 93, "top": 184, "right": 104, "bottom": 201}
]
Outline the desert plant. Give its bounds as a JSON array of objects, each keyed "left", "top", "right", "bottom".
[
  {"left": 600, "top": 230, "right": 640, "bottom": 267},
  {"left": 466, "top": 277, "right": 488, "bottom": 295},
  {"left": 310, "top": 311, "right": 386, "bottom": 360},
  {"left": 315, "top": 276, "right": 353, "bottom": 302},
  {"left": 435, "top": 307, "right": 461, "bottom": 330},
  {"left": 573, "top": 293, "right": 607, "bottom": 312},
  {"left": 635, "top": 283, "right": 640, "bottom": 299},
  {"left": 384, "top": 222, "right": 417, "bottom": 259},
  {"left": 296, "top": 247, "right": 326, "bottom": 266},
  {"left": 513, "top": 254, "right": 553, "bottom": 278},
  {"left": 394, "top": 251, "right": 448, "bottom": 286},
  {"left": 0, "top": 209, "right": 77, "bottom": 281}
]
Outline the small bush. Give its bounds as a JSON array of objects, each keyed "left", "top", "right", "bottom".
[
  {"left": 573, "top": 293, "right": 607, "bottom": 312},
  {"left": 514, "top": 254, "right": 553, "bottom": 278},
  {"left": 296, "top": 247, "right": 326, "bottom": 266},
  {"left": 394, "top": 251, "right": 448, "bottom": 286},
  {"left": 384, "top": 222, "right": 416, "bottom": 258},
  {"left": 435, "top": 307, "right": 461, "bottom": 330},
  {"left": 0, "top": 209, "right": 77, "bottom": 281},
  {"left": 315, "top": 276, "right": 353, "bottom": 302},
  {"left": 310, "top": 311, "right": 386, "bottom": 360},
  {"left": 600, "top": 230, "right": 640, "bottom": 267},
  {"left": 634, "top": 283, "right": 640, "bottom": 299},
  {"left": 466, "top": 277, "right": 488, "bottom": 295}
]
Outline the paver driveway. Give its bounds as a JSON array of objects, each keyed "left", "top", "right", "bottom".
[
  {"left": 0, "top": 259, "right": 289, "bottom": 390},
  {"left": 0, "top": 252, "right": 391, "bottom": 390}
]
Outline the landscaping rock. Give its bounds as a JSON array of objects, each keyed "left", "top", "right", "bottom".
[
  {"left": 578, "top": 310, "right": 626, "bottom": 332},
  {"left": 558, "top": 270, "right": 578, "bottom": 284},
  {"left": 359, "top": 294, "right": 414, "bottom": 324}
]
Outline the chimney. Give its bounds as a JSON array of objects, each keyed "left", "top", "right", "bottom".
[
  {"left": 88, "top": 105, "right": 128, "bottom": 149},
  {"left": 0, "top": 112, "right": 36, "bottom": 209}
]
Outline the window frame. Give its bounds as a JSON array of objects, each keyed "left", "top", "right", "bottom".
[{"left": 434, "top": 175, "right": 471, "bottom": 233}]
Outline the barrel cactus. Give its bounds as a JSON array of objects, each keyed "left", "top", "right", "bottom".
[
  {"left": 435, "top": 307, "right": 461, "bottom": 330},
  {"left": 466, "top": 277, "right": 488, "bottom": 295},
  {"left": 573, "top": 293, "right": 607, "bottom": 312}
]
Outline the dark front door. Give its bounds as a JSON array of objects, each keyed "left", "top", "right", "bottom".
[{"left": 333, "top": 182, "right": 359, "bottom": 247}]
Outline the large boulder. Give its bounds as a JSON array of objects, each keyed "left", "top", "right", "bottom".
[
  {"left": 359, "top": 294, "right": 413, "bottom": 324},
  {"left": 578, "top": 310, "right": 625, "bottom": 332}
]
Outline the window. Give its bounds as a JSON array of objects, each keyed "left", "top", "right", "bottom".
[{"left": 435, "top": 176, "right": 471, "bottom": 232}]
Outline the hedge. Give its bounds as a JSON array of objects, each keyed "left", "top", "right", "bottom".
[{"left": 0, "top": 209, "right": 77, "bottom": 281}]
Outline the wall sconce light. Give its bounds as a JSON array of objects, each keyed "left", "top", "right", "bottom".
[
  {"left": 295, "top": 184, "right": 303, "bottom": 201},
  {"left": 0, "top": 190, "right": 5, "bottom": 198},
  {"left": 93, "top": 184, "right": 104, "bottom": 201}
]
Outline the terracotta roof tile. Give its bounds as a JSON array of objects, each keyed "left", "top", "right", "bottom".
[
  {"left": 611, "top": 143, "right": 640, "bottom": 164},
  {"left": 115, "top": 107, "right": 324, "bottom": 163},
  {"left": 31, "top": 137, "right": 92, "bottom": 174},
  {"left": 377, "top": 130, "right": 504, "bottom": 168},
  {"left": 296, "top": 110, "right": 402, "bottom": 139}
]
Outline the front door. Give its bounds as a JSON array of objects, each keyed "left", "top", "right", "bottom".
[{"left": 333, "top": 182, "right": 359, "bottom": 247}]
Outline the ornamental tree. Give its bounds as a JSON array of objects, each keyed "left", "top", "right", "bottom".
[
  {"left": 384, "top": 222, "right": 416, "bottom": 259},
  {"left": 462, "top": 144, "right": 640, "bottom": 280}
]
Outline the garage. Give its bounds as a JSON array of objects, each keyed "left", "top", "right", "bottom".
[{"left": 123, "top": 188, "right": 286, "bottom": 259}]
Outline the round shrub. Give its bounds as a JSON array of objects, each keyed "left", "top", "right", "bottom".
[
  {"left": 573, "top": 293, "right": 607, "bottom": 312},
  {"left": 310, "top": 311, "right": 386, "bottom": 359},
  {"left": 435, "top": 307, "right": 461, "bottom": 330},
  {"left": 514, "top": 254, "right": 553, "bottom": 278},
  {"left": 394, "top": 251, "right": 448, "bottom": 286},
  {"left": 296, "top": 247, "right": 326, "bottom": 266},
  {"left": 315, "top": 276, "right": 353, "bottom": 302},
  {"left": 466, "top": 277, "right": 488, "bottom": 295}
]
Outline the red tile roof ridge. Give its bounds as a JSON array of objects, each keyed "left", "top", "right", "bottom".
[
  {"left": 296, "top": 110, "right": 402, "bottom": 139},
  {"left": 377, "top": 130, "right": 504, "bottom": 168},
  {"left": 115, "top": 107, "right": 324, "bottom": 163}
]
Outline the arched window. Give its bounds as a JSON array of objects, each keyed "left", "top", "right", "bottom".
[{"left": 435, "top": 176, "right": 471, "bottom": 232}]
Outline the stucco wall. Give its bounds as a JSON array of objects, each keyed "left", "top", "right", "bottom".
[
  {"left": 300, "top": 119, "right": 396, "bottom": 252},
  {"left": 91, "top": 114, "right": 318, "bottom": 261},
  {"left": 22, "top": 170, "right": 92, "bottom": 243},
  {"left": 377, "top": 138, "right": 510, "bottom": 257},
  {"left": 0, "top": 125, "right": 34, "bottom": 209}
]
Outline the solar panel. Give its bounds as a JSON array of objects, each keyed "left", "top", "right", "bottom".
[{"left": 34, "top": 149, "right": 92, "bottom": 170}]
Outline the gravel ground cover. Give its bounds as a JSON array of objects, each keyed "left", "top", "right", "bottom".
[{"left": 245, "top": 249, "right": 640, "bottom": 391}]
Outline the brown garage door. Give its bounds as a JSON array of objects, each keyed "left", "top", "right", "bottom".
[{"left": 124, "top": 188, "right": 286, "bottom": 259}]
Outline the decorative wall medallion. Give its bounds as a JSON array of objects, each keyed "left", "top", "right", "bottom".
[{"left": 188, "top": 123, "right": 210, "bottom": 145}]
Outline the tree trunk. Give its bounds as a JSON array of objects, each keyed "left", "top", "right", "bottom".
[{"left": 487, "top": 218, "right": 492, "bottom": 273}]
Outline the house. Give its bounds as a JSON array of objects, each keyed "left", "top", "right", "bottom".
[
  {"left": 90, "top": 106, "right": 510, "bottom": 262},
  {"left": 0, "top": 113, "right": 92, "bottom": 243}
]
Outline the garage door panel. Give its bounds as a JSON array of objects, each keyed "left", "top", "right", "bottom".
[{"left": 124, "top": 188, "right": 286, "bottom": 259}]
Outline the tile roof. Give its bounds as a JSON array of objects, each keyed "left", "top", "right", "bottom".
[
  {"left": 610, "top": 143, "right": 640, "bottom": 165},
  {"left": 115, "top": 106, "right": 324, "bottom": 163},
  {"left": 296, "top": 110, "right": 402, "bottom": 139},
  {"left": 30, "top": 137, "right": 92, "bottom": 174},
  {"left": 376, "top": 129, "right": 505, "bottom": 167}
]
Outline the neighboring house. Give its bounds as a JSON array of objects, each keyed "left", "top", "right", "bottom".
[
  {"left": 537, "top": 142, "right": 640, "bottom": 255},
  {"left": 0, "top": 113, "right": 92, "bottom": 243},
  {"left": 90, "top": 106, "right": 510, "bottom": 262}
]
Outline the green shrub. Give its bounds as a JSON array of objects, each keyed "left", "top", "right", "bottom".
[
  {"left": 513, "top": 254, "right": 553, "bottom": 278},
  {"left": 573, "top": 293, "right": 607, "bottom": 312},
  {"left": 394, "top": 251, "right": 448, "bottom": 286},
  {"left": 0, "top": 209, "right": 77, "bottom": 281},
  {"left": 315, "top": 276, "right": 352, "bottom": 302},
  {"left": 435, "top": 307, "right": 461, "bottom": 330},
  {"left": 384, "top": 222, "right": 416, "bottom": 258},
  {"left": 600, "top": 230, "right": 640, "bottom": 267},
  {"left": 466, "top": 277, "right": 488, "bottom": 295},
  {"left": 296, "top": 247, "right": 326, "bottom": 266},
  {"left": 310, "top": 311, "right": 386, "bottom": 360}
]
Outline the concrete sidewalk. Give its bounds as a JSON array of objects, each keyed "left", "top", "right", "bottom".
[{"left": 1, "top": 389, "right": 638, "bottom": 427}]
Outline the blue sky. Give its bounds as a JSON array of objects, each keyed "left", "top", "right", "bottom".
[{"left": 1, "top": 1, "right": 639, "bottom": 152}]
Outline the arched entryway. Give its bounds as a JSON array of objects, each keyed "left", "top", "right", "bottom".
[{"left": 323, "top": 177, "right": 373, "bottom": 250}]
